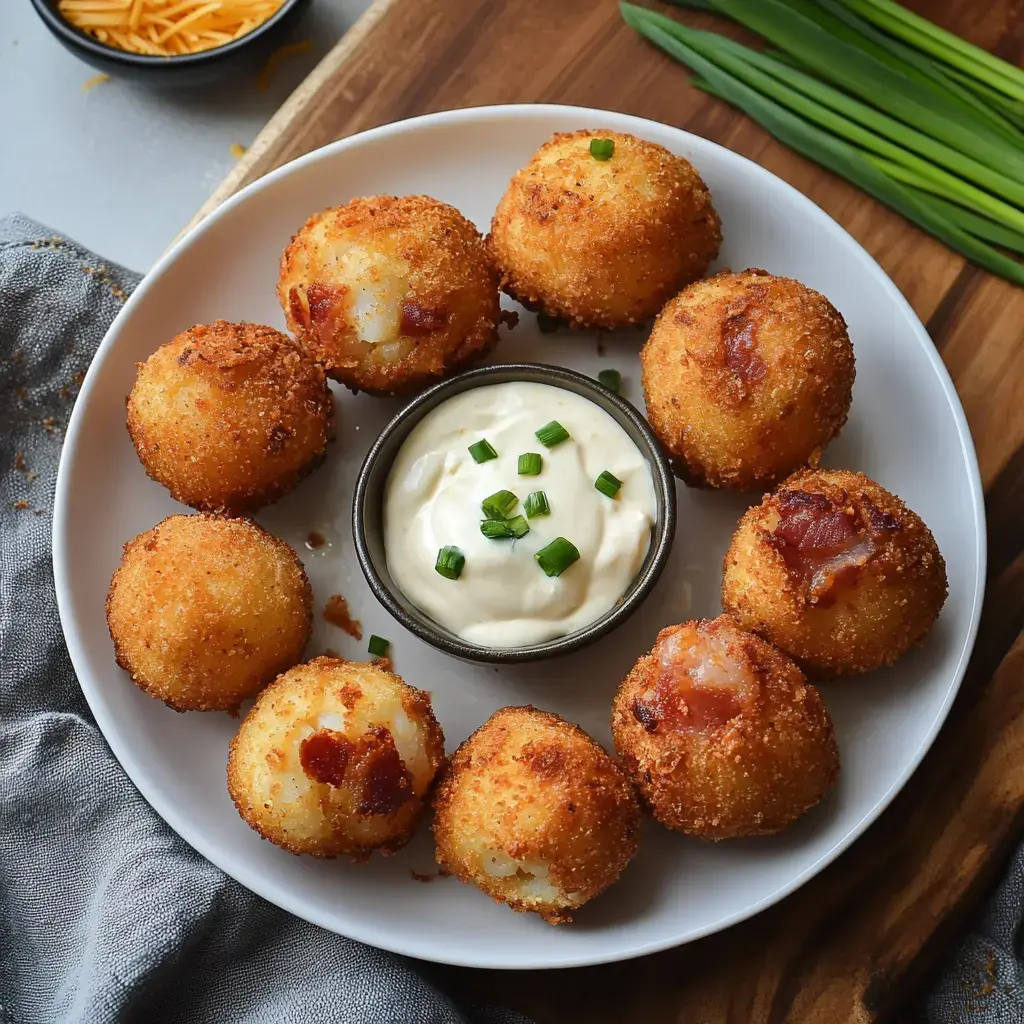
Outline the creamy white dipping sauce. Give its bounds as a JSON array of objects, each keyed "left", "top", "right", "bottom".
[{"left": 384, "top": 382, "right": 657, "bottom": 648}]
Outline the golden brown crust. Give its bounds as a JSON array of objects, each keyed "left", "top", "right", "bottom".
[
  {"left": 641, "top": 270, "right": 855, "bottom": 491},
  {"left": 278, "top": 195, "right": 501, "bottom": 395},
  {"left": 721, "top": 468, "right": 948, "bottom": 676},
  {"left": 106, "top": 514, "right": 312, "bottom": 713},
  {"left": 227, "top": 657, "right": 445, "bottom": 860},
  {"left": 126, "top": 320, "right": 333, "bottom": 513},
  {"left": 432, "top": 705, "right": 641, "bottom": 924},
  {"left": 487, "top": 130, "right": 721, "bottom": 329},
  {"left": 611, "top": 615, "right": 840, "bottom": 839}
]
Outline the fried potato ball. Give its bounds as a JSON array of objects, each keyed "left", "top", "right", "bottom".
[
  {"left": 722, "top": 468, "right": 947, "bottom": 676},
  {"left": 228, "top": 657, "right": 445, "bottom": 860},
  {"left": 488, "top": 129, "right": 721, "bottom": 329},
  {"left": 641, "top": 269, "right": 855, "bottom": 491},
  {"left": 127, "top": 320, "right": 333, "bottom": 514},
  {"left": 278, "top": 195, "right": 501, "bottom": 395},
  {"left": 433, "top": 706, "right": 641, "bottom": 924},
  {"left": 612, "top": 615, "right": 839, "bottom": 840},
  {"left": 106, "top": 514, "right": 312, "bottom": 713}
]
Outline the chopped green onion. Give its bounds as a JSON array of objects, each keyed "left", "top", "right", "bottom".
[
  {"left": 524, "top": 491, "right": 551, "bottom": 518},
  {"left": 518, "top": 452, "right": 543, "bottom": 476},
  {"left": 537, "top": 312, "right": 561, "bottom": 333},
  {"left": 480, "top": 515, "right": 530, "bottom": 540},
  {"left": 535, "top": 420, "right": 570, "bottom": 448},
  {"left": 620, "top": 4, "right": 1024, "bottom": 287},
  {"left": 595, "top": 470, "right": 622, "bottom": 498},
  {"left": 589, "top": 138, "right": 615, "bottom": 160},
  {"left": 597, "top": 368, "right": 622, "bottom": 393},
  {"left": 368, "top": 635, "right": 390, "bottom": 657},
  {"left": 481, "top": 489, "right": 518, "bottom": 520},
  {"left": 468, "top": 439, "right": 498, "bottom": 464},
  {"left": 435, "top": 546, "right": 465, "bottom": 580},
  {"left": 535, "top": 537, "right": 581, "bottom": 577}
]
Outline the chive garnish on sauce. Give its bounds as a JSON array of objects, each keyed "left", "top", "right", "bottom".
[
  {"left": 435, "top": 546, "right": 465, "bottom": 580},
  {"left": 518, "top": 452, "right": 543, "bottom": 476},
  {"left": 481, "top": 489, "right": 518, "bottom": 520},
  {"left": 595, "top": 470, "right": 622, "bottom": 498},
  {"left": 468, "top": 439, "right": 498, "bottom": 463},
  {"left": 480, "top": 515, "right": 530, "bottom": 540},
  {"left": 523, "top": 491, "right": 550, "bottom": 518},
  {"left": 535, "top": 421, "right": 570, "bottom": 448},
  {"left": 535, "top": 537, "right": 581, "bottom": 577},
  {"left": 597, "top": 368, "right": 622, "bottom": 393}
]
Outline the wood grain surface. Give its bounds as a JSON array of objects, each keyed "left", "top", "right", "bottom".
[{"left": 194, "top": 1, "right": 1024, "bottom": 1020}]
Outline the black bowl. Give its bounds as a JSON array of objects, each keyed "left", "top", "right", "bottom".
[
  {"left": 352, "top": 363, "right": 677, "bottom": 664},
  {"left": 30, "top": 0, "right": 312, "bottom": 86}
]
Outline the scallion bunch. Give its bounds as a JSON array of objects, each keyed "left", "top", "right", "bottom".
[{"left": 620, "top": 0, "right": 1024, "bottom": 286}]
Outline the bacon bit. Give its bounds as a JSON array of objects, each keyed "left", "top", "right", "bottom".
[
  {"left": 323, "top": 594, "right": 362, "bottom": 640},
  {"left": 15, "top": 388, "right": 28, "bottom": 402},
  {"left": 632, "top": 627, "right": 751, "bottom": 733},
  {"left": 42, "top": 417, "right": 60, "bottom": 434},
  {"left": 12, "top": 500, "right": 29, "bottom": 510},
  {"left": 865, "top": 496, "right": 900, "bottom": 532},
  {"left": 631, "top": 698, "right": 660, "bottom": 732},
  {"left": 721, "top": 303, "right": 766, "bottom": 384},
  {"left": 499, "top": 309, "right": 519, "bottom": 330},
  {"left": 770, "top": 489, "right": 898, "bottom": 606},
  {"left": 299, "top": 729, "right": 353, "bottom": 787},
  {"left": 400, "top": 300, "right": 447, "bottom": 334},
  {"left": 305, "top": 531, "right": 327, "bottom": 550},
  {"left": 14, "top": 452, "right": 26, "bottom": 472},
  {"left": 348, "top": 727, "right": 413, "bottom": 816}
]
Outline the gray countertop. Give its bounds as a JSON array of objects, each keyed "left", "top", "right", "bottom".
[{"left": 2, "top": 0, "right": 370, "bottom": 272}]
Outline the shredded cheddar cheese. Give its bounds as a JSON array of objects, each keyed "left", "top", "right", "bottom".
[
  {"left": 256, "top": 38, "right": 312, "bottom": 90},
  {"left": 81, "top": 72, "right": 110, "bottom": 90},
  {"left": 57, "top": 0, "right": 286, "bottom": 56}
]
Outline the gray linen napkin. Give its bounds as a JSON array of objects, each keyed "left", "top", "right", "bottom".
[
  {"left": 0, "top": 212, "right": 531, "bottom": 1024},
  {"left": 1, "top": 210, "right": 1021, "bottom": 1024}
]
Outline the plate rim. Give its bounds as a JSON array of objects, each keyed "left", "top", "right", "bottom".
[{"left": 52, "top": 102, "right": 987, "bottom": 970}]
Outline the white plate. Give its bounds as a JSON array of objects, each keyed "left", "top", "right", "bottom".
[{"left": 53, "top": 104, "right": 985, "bottom": 969}]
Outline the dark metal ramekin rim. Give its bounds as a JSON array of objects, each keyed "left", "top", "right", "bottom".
[
  {"left": 30, "top": 0, "right": 304, "bottom": 68},
  {"left": 351, "top": 362, "right": 677, "bottom": 664}
]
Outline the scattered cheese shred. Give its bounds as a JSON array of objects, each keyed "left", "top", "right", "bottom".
[
  {"left": 81, "top": 72, "right": 110, "bottom": 91},
  {"left": 57, "top": 0, "right": 286, "bottom": 56},
  {"left": 256, "top": 38, "right": 312, "bottom": 90},
  {"left": 230, "top": 142, "right": 247, "bottom": 158}
]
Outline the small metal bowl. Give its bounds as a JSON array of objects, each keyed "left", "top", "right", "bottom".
[
  {"left": 30, "top": 0, "right": 311, "bottom": 87},
  {"left": 352, "top": 363, "right": 677, "bottom": 664}
]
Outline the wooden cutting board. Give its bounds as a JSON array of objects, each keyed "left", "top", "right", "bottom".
[{"left": 195, "top": 1, "right": 1024, "bottom": 1020}]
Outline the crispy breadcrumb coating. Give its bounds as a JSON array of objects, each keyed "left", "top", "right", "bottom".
[
  {"left": 433, "top": 706, "right": 641, "bottom": 924},
  {"left": 612, "top": 615, "right": 839, "bottom": 839},
  {"left": 722, "top": 469, "right": 947, "bottom": 676},
  {"left": 488, "top": 130, "right": 721, "bottom": 329},
  {"left": 127, "top": 320, "right": 333, "bottom": 513},
  {"left": 106, "top": 514, "right": 312, "bottom": 712},
  {"left": 228, "top": 657, "right": 445, "bottom": 860},
  {"left": 279, "top": 195, "right": 501, "bottom": 395},
  {"left": 641, "top": 270, "right": 854, "bottom": 490}
]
